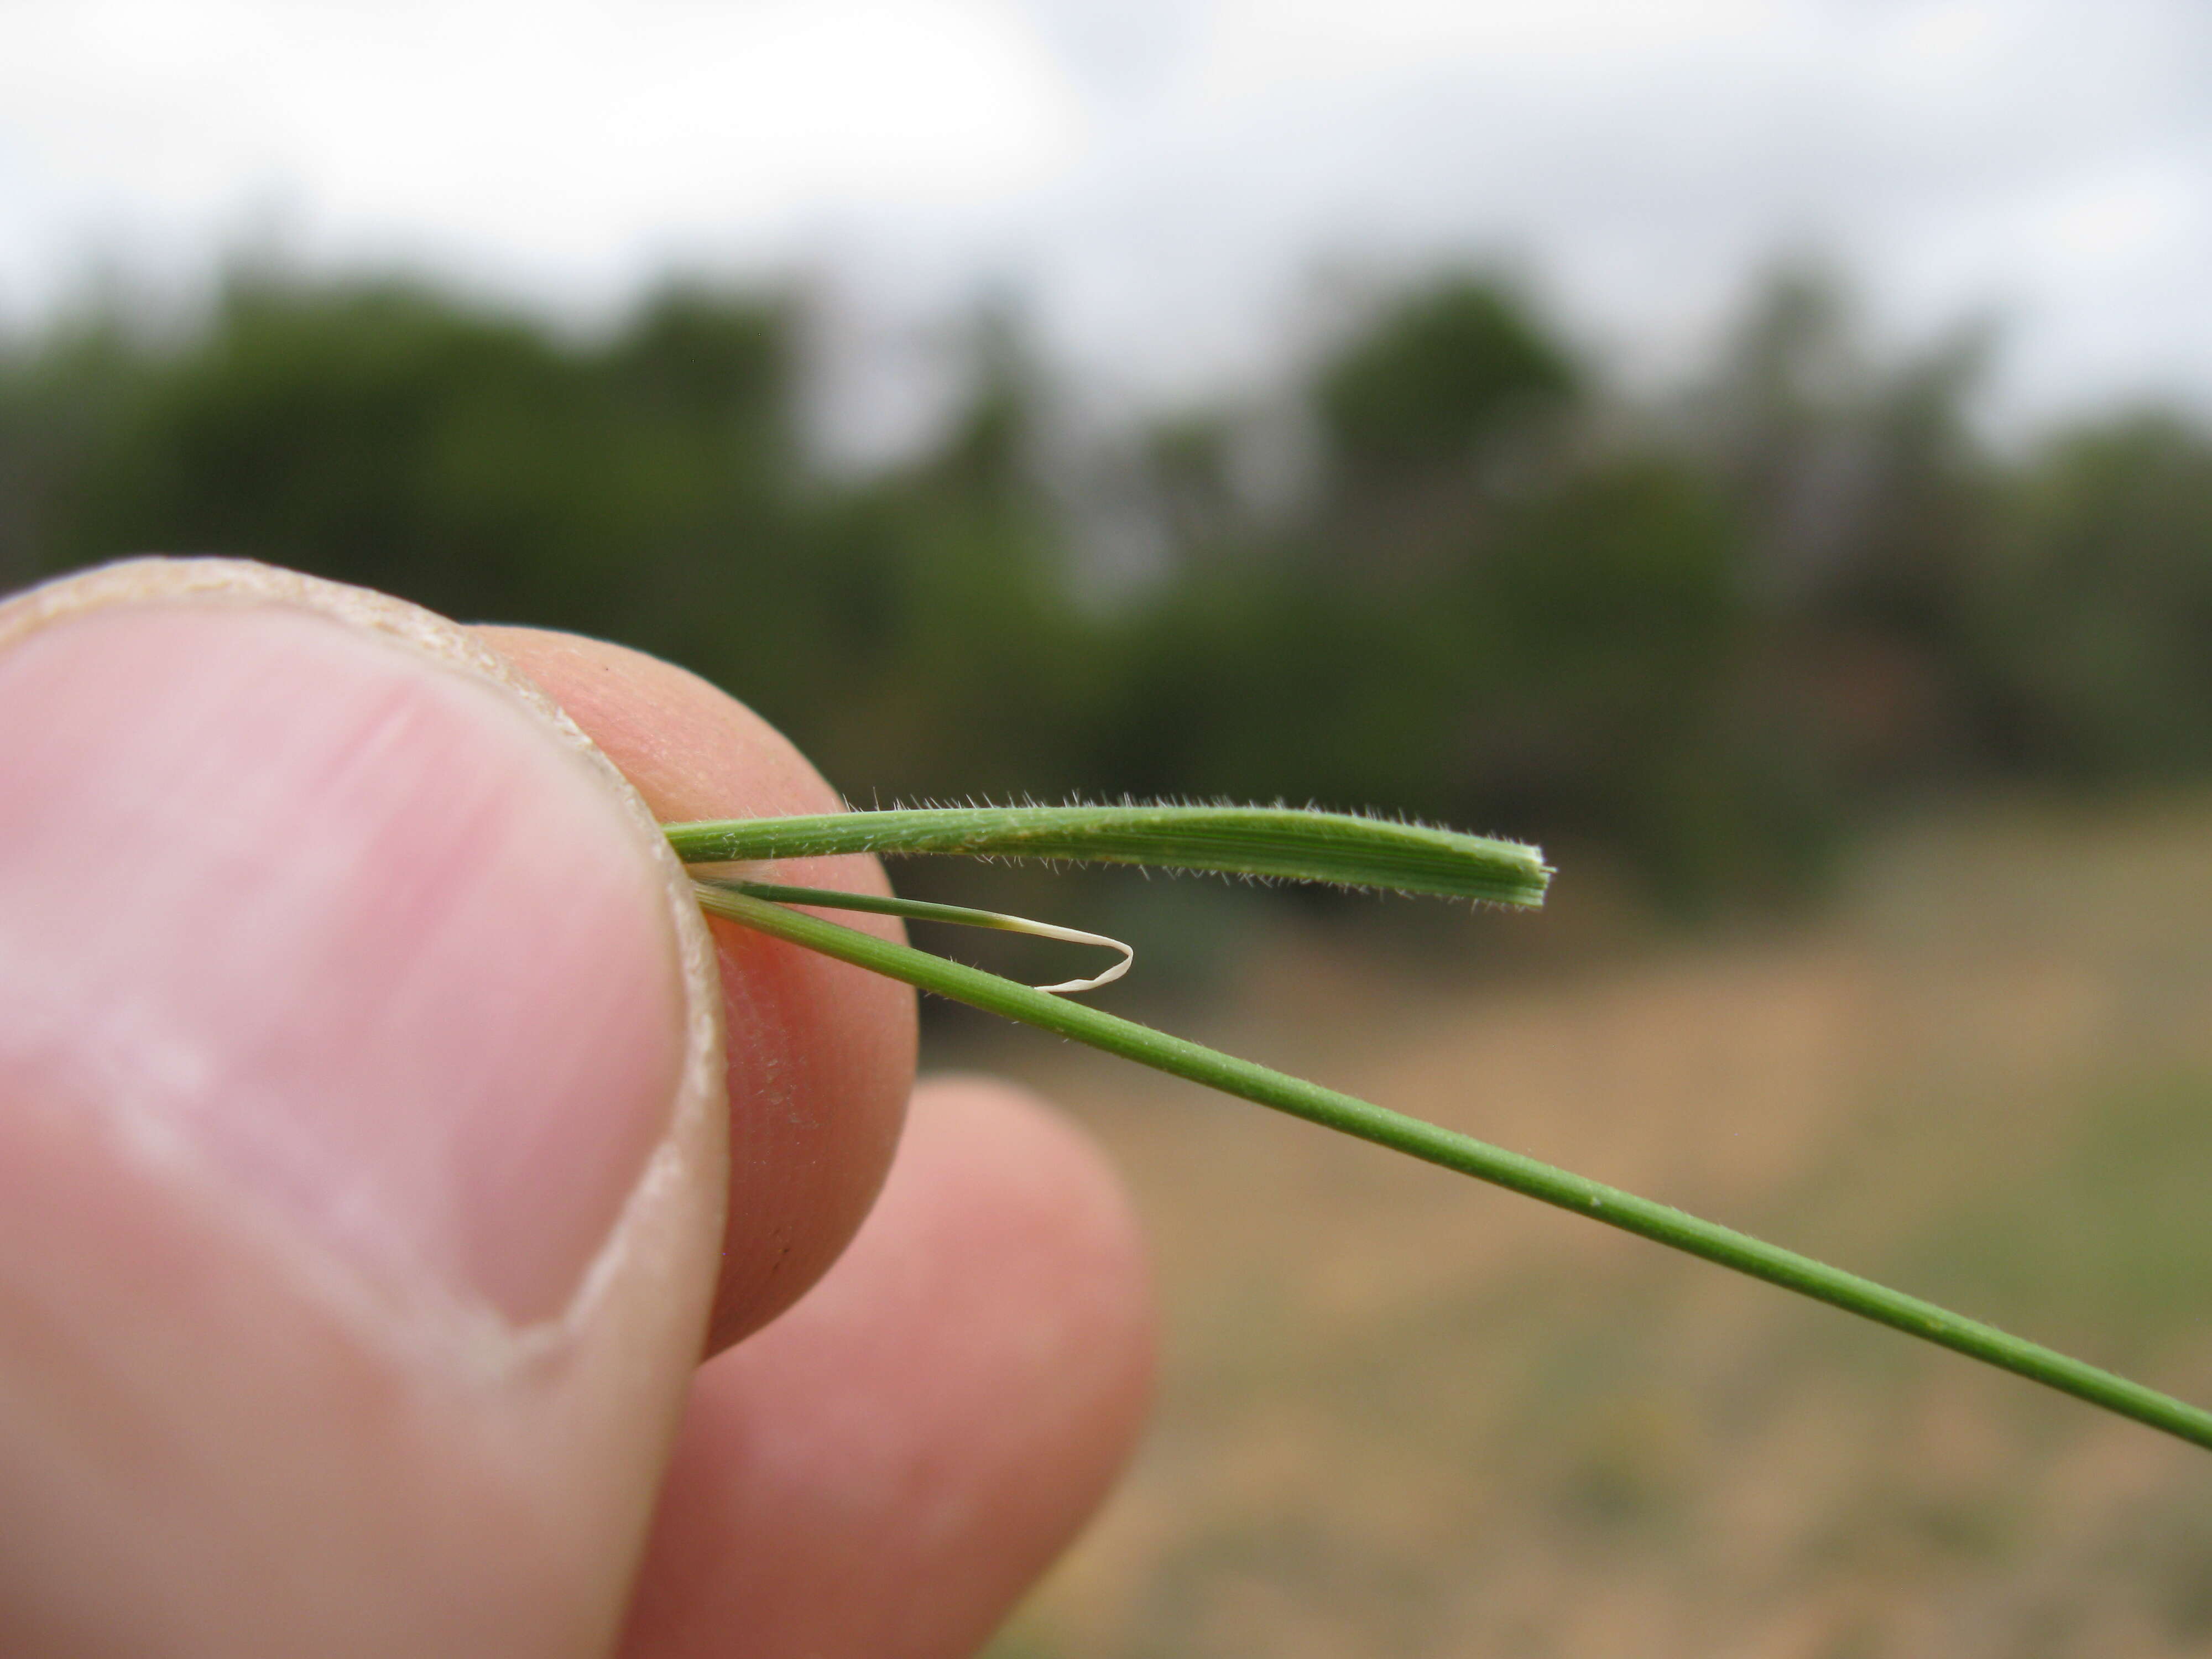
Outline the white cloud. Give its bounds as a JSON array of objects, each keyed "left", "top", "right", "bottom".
[
  {"left": 1, "top": 0, "right": 2208, "bottom": 423},
  {"left": 0, "top": 0, "right": 1083, "bottom": 310}
]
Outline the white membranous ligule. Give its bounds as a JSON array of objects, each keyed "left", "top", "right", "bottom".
[{"left": 693, "top": 878, "right": 1132, "bottom": 995}]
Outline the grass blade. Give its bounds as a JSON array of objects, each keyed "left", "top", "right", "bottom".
[
  {"left": 694, "top": 883, "right": 2212, "bottom": 1455},
  {"left": 666, "top": 804, "right": 1552, "bottom": 908}
]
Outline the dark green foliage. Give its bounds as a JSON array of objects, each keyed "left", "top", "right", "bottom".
[
  {"left": 1316, "top": 275, "right": 1577, "bottom": 486},
  {"left": 1985, "top": 415, "right": 2212, "bottom": 775},
  {"left": 3, "top": 264, "right": 2209, "bottom": 910},
  {"left": 17, "top": 279, "right": 805, "bottom": 650}
]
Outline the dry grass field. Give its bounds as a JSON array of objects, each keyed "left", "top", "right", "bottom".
[{"left": 952, "top": 794, "right": 2212, "bottom": 1658}]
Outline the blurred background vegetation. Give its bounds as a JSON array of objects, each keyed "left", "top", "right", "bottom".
[
  {"left": 7, "top": 263, "right": 2209, "bottom": 919},
  {"left": 7, "top": 262, "right": 2212, "bottom": 1655}
]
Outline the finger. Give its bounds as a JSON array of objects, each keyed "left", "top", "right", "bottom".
[
  {"left": 0, "top": 560, "right": 726, "bottom": 1656},
  {"left": 474, "top": 626, "right": 916, "bottom": 1352},
  {"left": 619, "top": 1076, "right": 1156, "bottom": 1659}
]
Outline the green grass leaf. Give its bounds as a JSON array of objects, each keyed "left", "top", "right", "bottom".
[{"left": 665, "top": 802, "right": 1552, "bottom": 908}]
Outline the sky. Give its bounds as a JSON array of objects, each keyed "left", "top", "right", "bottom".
[{"left": 3, "top": 0, "right": 2209, "bottom": 444}]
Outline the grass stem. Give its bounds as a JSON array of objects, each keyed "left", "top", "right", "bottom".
[{"left": 695, "top": 883, "right": 2212, "bottom": 1455}]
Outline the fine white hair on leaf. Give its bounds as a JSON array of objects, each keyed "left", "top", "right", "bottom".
[{"left": 665, "top": 799, "right": 1552, "bottom": 908}]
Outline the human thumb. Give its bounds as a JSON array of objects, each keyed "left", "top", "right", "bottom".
[{"left": 0, "top": 560, "right": 727, "bottom": 1657}]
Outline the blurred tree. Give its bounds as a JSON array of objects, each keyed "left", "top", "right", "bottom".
[
  {"left": 1987, "top": 412, "right": 2212, "bottom": 776},
  {"left": 805, "top": 304, "right": 1109, "bottom": 804},
  {"left": 1694, "top": 265, "right": 2005, "bottom": 789},
  {"left": 30, "top": 278, "right": 806, "bottom": 645},
  {"left": 1303, "top": 275, "right": 1581, "bottom": 587},
  {"left": 4, "top": 262, "right": 2208, "bottom": 919},
  {"left": 1316, "top": 274, "right": 1579, "bottom": 489}
]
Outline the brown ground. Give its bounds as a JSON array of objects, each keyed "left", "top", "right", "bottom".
[{"left": 957, "top": 792, "right": 2212, "bottom": 1658}]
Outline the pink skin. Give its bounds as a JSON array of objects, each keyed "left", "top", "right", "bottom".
[
  {"left": 474, "top": 627, "right": 923, "bottom": 1353},
  {"left": 620, "top": 1076, "right": 1156, "bottom": 1659},
  {"left": 0, "top": 566, "right": 1154, "bottom": 1658}
]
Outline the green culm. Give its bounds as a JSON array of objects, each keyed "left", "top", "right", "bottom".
[{"left": 672, "top": 802, "right": 2212, "bottom": 1455}]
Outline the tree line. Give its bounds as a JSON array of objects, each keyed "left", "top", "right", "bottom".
[{"left": 5, "top": 266, "right": 2209, "bottom": 907}]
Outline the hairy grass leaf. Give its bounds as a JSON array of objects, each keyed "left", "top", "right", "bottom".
[{"left": 666, "top": 803, "right": 1551, "bottom": 908}]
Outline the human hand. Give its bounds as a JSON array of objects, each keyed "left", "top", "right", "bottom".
[{"left": 0, "top": 559, "right": 1154, "bottom": 1657}]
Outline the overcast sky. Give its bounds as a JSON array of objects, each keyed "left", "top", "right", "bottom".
[{"left": 4, "top": 0, "right": 2208, "bottom": 437}]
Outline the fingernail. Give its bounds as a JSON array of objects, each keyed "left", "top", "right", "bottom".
[{"left": 0, "top": 565, "right": 697, "bottom": 1328}]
